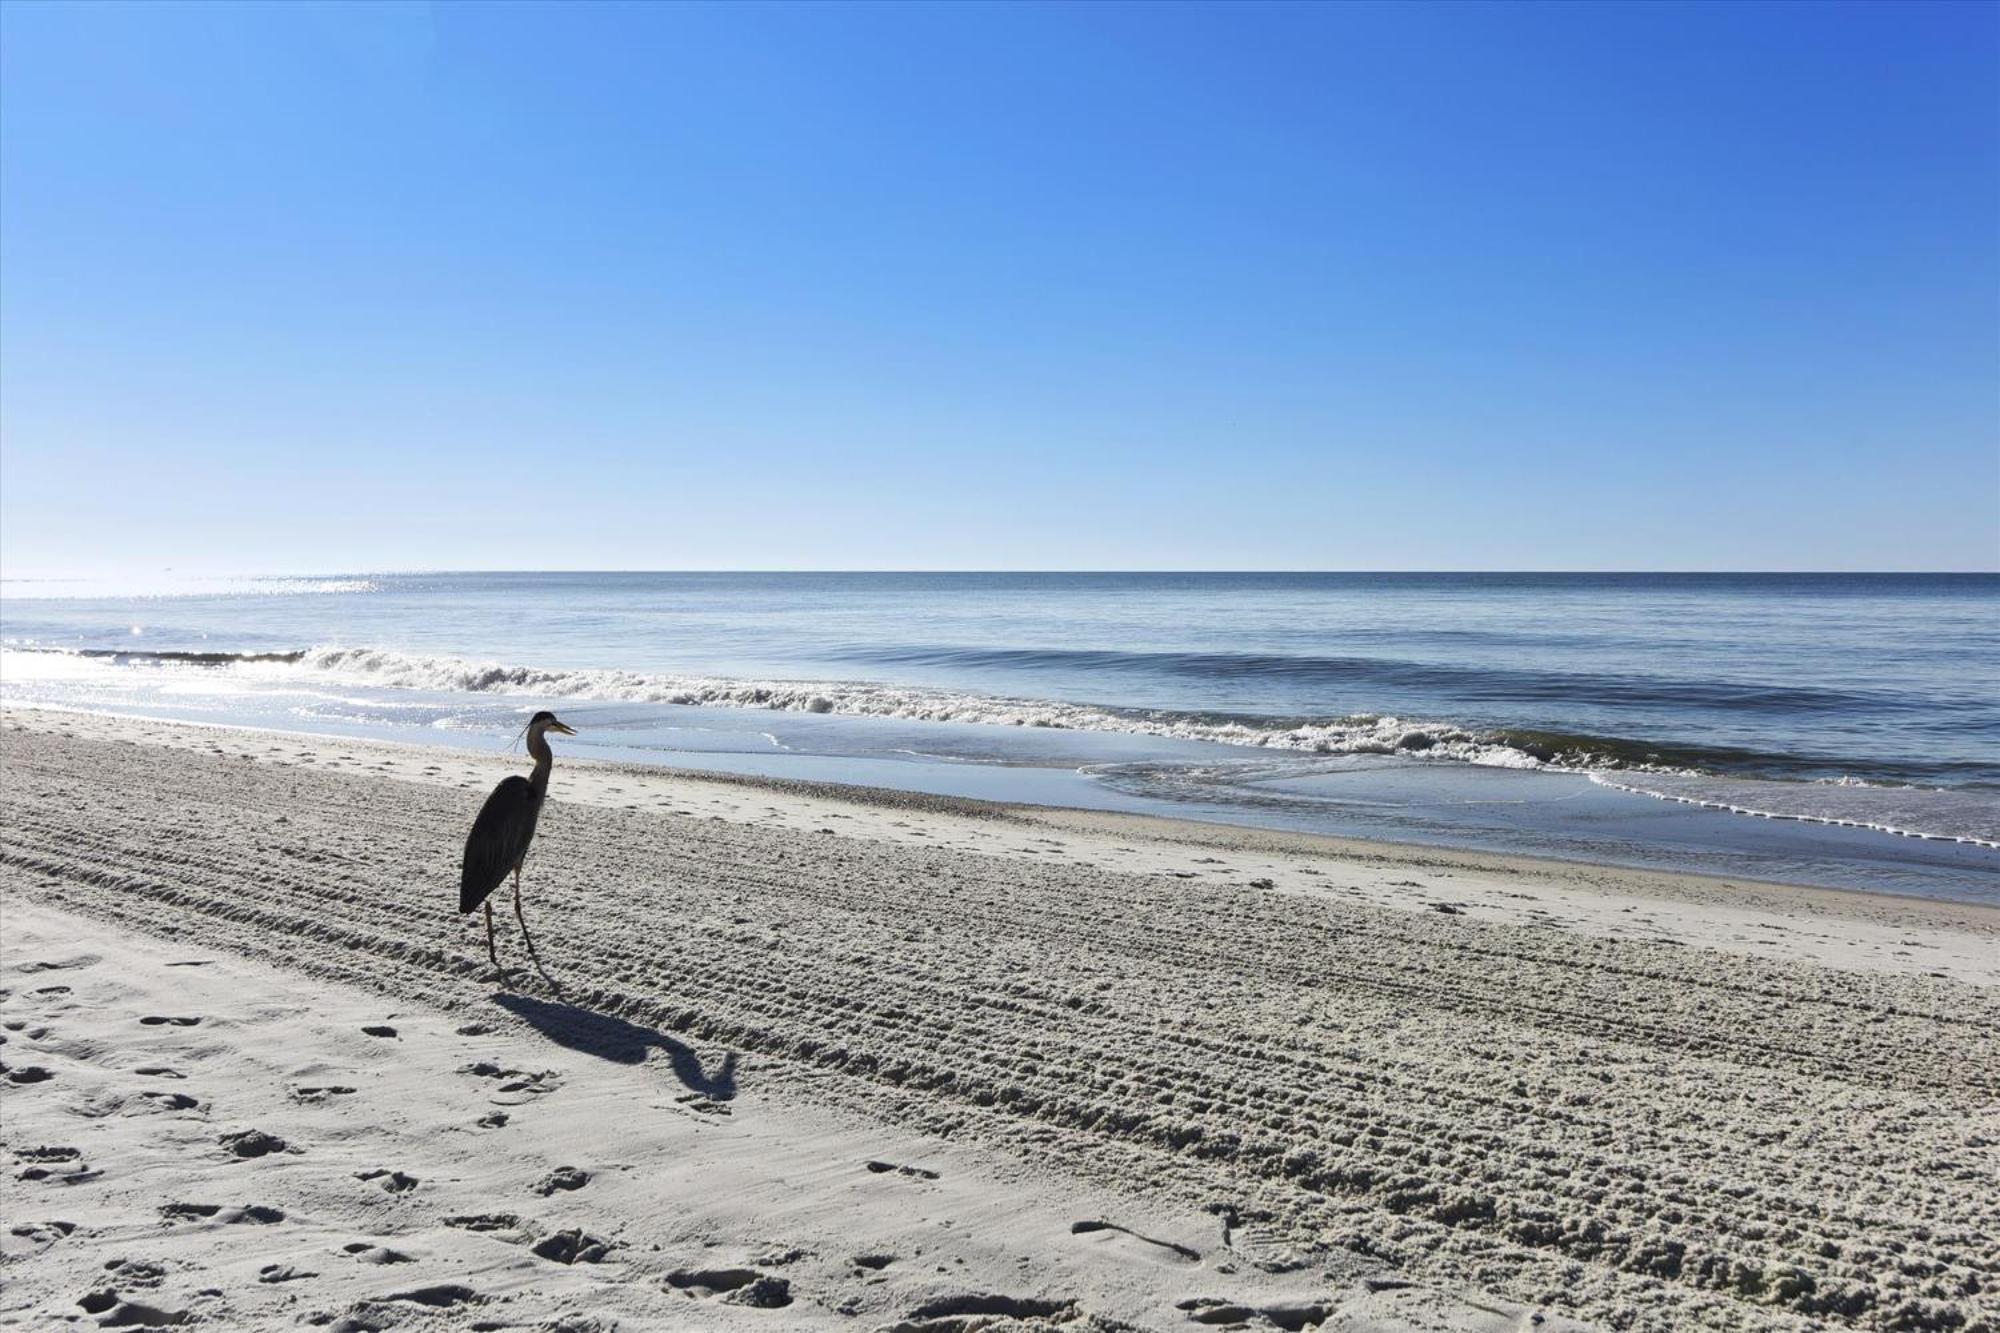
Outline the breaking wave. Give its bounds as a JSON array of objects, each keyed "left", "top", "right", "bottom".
[
  {"left": 284, "top": 645, "right": 1986, "bottom": 785},
  {"left": 286, "top": 645, "right": 1548, "bottom": 766}
]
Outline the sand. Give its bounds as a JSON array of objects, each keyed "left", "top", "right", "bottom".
[{"left": 1, "top": 708, "right": 1995, "bottom": 1332}]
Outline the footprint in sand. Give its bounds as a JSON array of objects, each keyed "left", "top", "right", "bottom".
[
  {"left": 136, "top": 1067, "right": 185, "bottom": 1079},
  {"left": 374, "top": 1284, "right": 486, "bottom": 1309},
  {"left": 17, "top": 1146, "right": 82, "bottom": 1162},
  {"left": 342, "top": 1241, "right": 415, "bottom": 1264},
  {"left": 665, "top": 1268, "right": 793, "bottom": 1308},
  {"left": 325, "top": 1287, "right": 488, "bottom": 1329},
  {"left": 80, "top": 1290, "right": 177, "bottom": 1321},
  {"left": 102, "top": 1259, "right": 166, "bottom": 1288},
  {"left": 754, "top": 1246, "right": 809, "bottom": 1267},
  {"left": 443, "top": 1212, "right": 531, "bottom": 1241},
  {"left": 361, "top": 1025, "right": 398, "bottom": 1039},
  {"left": 893, "top": 1295, "right": 1074, "bottom": 1328},
  {"left": 139, "top": 1091, "right": 200, "bottom": 1112},
  {"left": 138, "top": 1016, "right": 201, "bottom": 1027},
  {"left": 17, "top": 1157, "right": 102, "bottom": 1185},
  {"left": 531, "top": 1229, "right": 618, "bottom": 1265},
  {"left": 532, "top": 1166, "right": 589, "bottom": 1196},
  {"left": 159, "top": 1203, "right": 285, "bottom": 1225},
  {"left": 218, "top": 1130, "right": 291, "bottom": 1159},
  {"left": 864, "top": 1159, "right": 940, "bottom": 1181},
  {"left": 18, "top": 957, "right": 100, "bottom": 974},
  {"left": 290, "top": 1084, "right": 355, "bottom": 1102},
  {"left": 10, "top": 1220, "right": 78, "bottom": 1245},
  {"left": 4, "top": 1064, "right": 55, "bottom": 1084},
  {"left": 355, "top": 1169, "right": 418, "bottom": 1194},
  {"left": 458, "top": 1061, "right": 561, "bottom": 1104},
  {"left": 257, "top": 1264, "right": 316, "bottom": 1283}
]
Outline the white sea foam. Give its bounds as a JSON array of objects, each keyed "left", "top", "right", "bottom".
[
  {"left": 286, "top": 645, "right": 1542, "bottom": 767},
  {"left": 1591, "top": 772, "right": 1999, "bottom": 848}
]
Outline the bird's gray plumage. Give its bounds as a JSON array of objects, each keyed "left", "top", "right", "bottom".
[
  {"left": 460, "top": 775, "right": 542, "bottom": 913},
  {"left": 459, "top": 709, "right": 574, "bottom": 987}
]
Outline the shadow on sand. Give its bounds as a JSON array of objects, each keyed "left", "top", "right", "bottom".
[{"left": 492, "top": 993, "right": 738, "bottom": 1101}]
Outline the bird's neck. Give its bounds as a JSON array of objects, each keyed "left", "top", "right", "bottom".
[{"left": 527, "top": 728, "right": 554, "bottom": 797}]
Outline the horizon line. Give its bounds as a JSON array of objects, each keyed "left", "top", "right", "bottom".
[{"left": 6, "top": 567, "right": 1999, "bottom": 582}]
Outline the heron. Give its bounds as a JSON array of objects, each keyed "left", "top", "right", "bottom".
[{"left": 461, "top": 710, "right": 576, "bottom": 987}]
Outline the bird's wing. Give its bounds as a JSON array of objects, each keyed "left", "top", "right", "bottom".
[{"left": 460, "top": 775, "right": 542, "bottom": 913}]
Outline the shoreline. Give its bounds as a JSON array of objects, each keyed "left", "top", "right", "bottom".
[
  {"left": 1584, "top": 770, "right": 1999, "bottom": 851},
  {"left": 4, "top": 707, "right": 1997, "bottom": 1330},
  {"left": 8, "top": 704, "right": 1998, "bottom": 969},
  {"left": 5, "top": 644, "right": 1996, "bottom": 881},
  {"left": 14, "top": 698, "right": 2000, "bottom": 904}
]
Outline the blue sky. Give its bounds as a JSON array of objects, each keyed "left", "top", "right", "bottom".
[{"left": 2, "top": 0, "right": 1994, "bottom": 575}]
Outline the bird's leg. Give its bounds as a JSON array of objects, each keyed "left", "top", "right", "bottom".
[
  {"left": 483, "top": 900, "right": 508, "bottom": 980},
  {"left": 512, "top": 867, "right": 560, "bottom": 993}
]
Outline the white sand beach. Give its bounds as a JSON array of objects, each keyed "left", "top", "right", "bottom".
[{"left": 2, "top": 708, "right": 1995, "bottom": 1332}]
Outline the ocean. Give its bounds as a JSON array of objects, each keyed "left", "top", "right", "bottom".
[{"left": 4, "top": 571, "right": 1996, "bottom": 901}]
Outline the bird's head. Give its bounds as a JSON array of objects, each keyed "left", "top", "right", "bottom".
[{"left": 527, "top": 710, "right": 577, "bottom": 737}]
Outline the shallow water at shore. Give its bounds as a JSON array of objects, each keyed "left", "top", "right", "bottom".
[
  {"left": 4, "top": 571, "right": 1996, "bottom": 899},
  {"left": 9, "top": 683, "right": 1994, "bottom": 904}
]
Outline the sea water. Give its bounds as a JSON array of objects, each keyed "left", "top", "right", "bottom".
[{"left": 4, "top": 572, "right": 1995, "bottom": 901}]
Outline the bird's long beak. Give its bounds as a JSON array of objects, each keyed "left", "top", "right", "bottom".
[{"left": 550, "top": 721, "right": 577, "bottom": 736}]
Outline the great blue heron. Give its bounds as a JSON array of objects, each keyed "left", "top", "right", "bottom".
[{"left": 461, "top": 710, "right": 575, "bottom": 986}]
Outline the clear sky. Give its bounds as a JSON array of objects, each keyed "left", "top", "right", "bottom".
[{"left": 2, "top": 0, "right": 1994, "bottom": 576}]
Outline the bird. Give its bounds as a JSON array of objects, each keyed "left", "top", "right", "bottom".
[{"left": 461, "top": 709, "right": 575, "bottom": 987}]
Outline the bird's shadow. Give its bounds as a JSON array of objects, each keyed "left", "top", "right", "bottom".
[{"left": 491, "top": 993, "right": 738, "bottom": 1102}]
